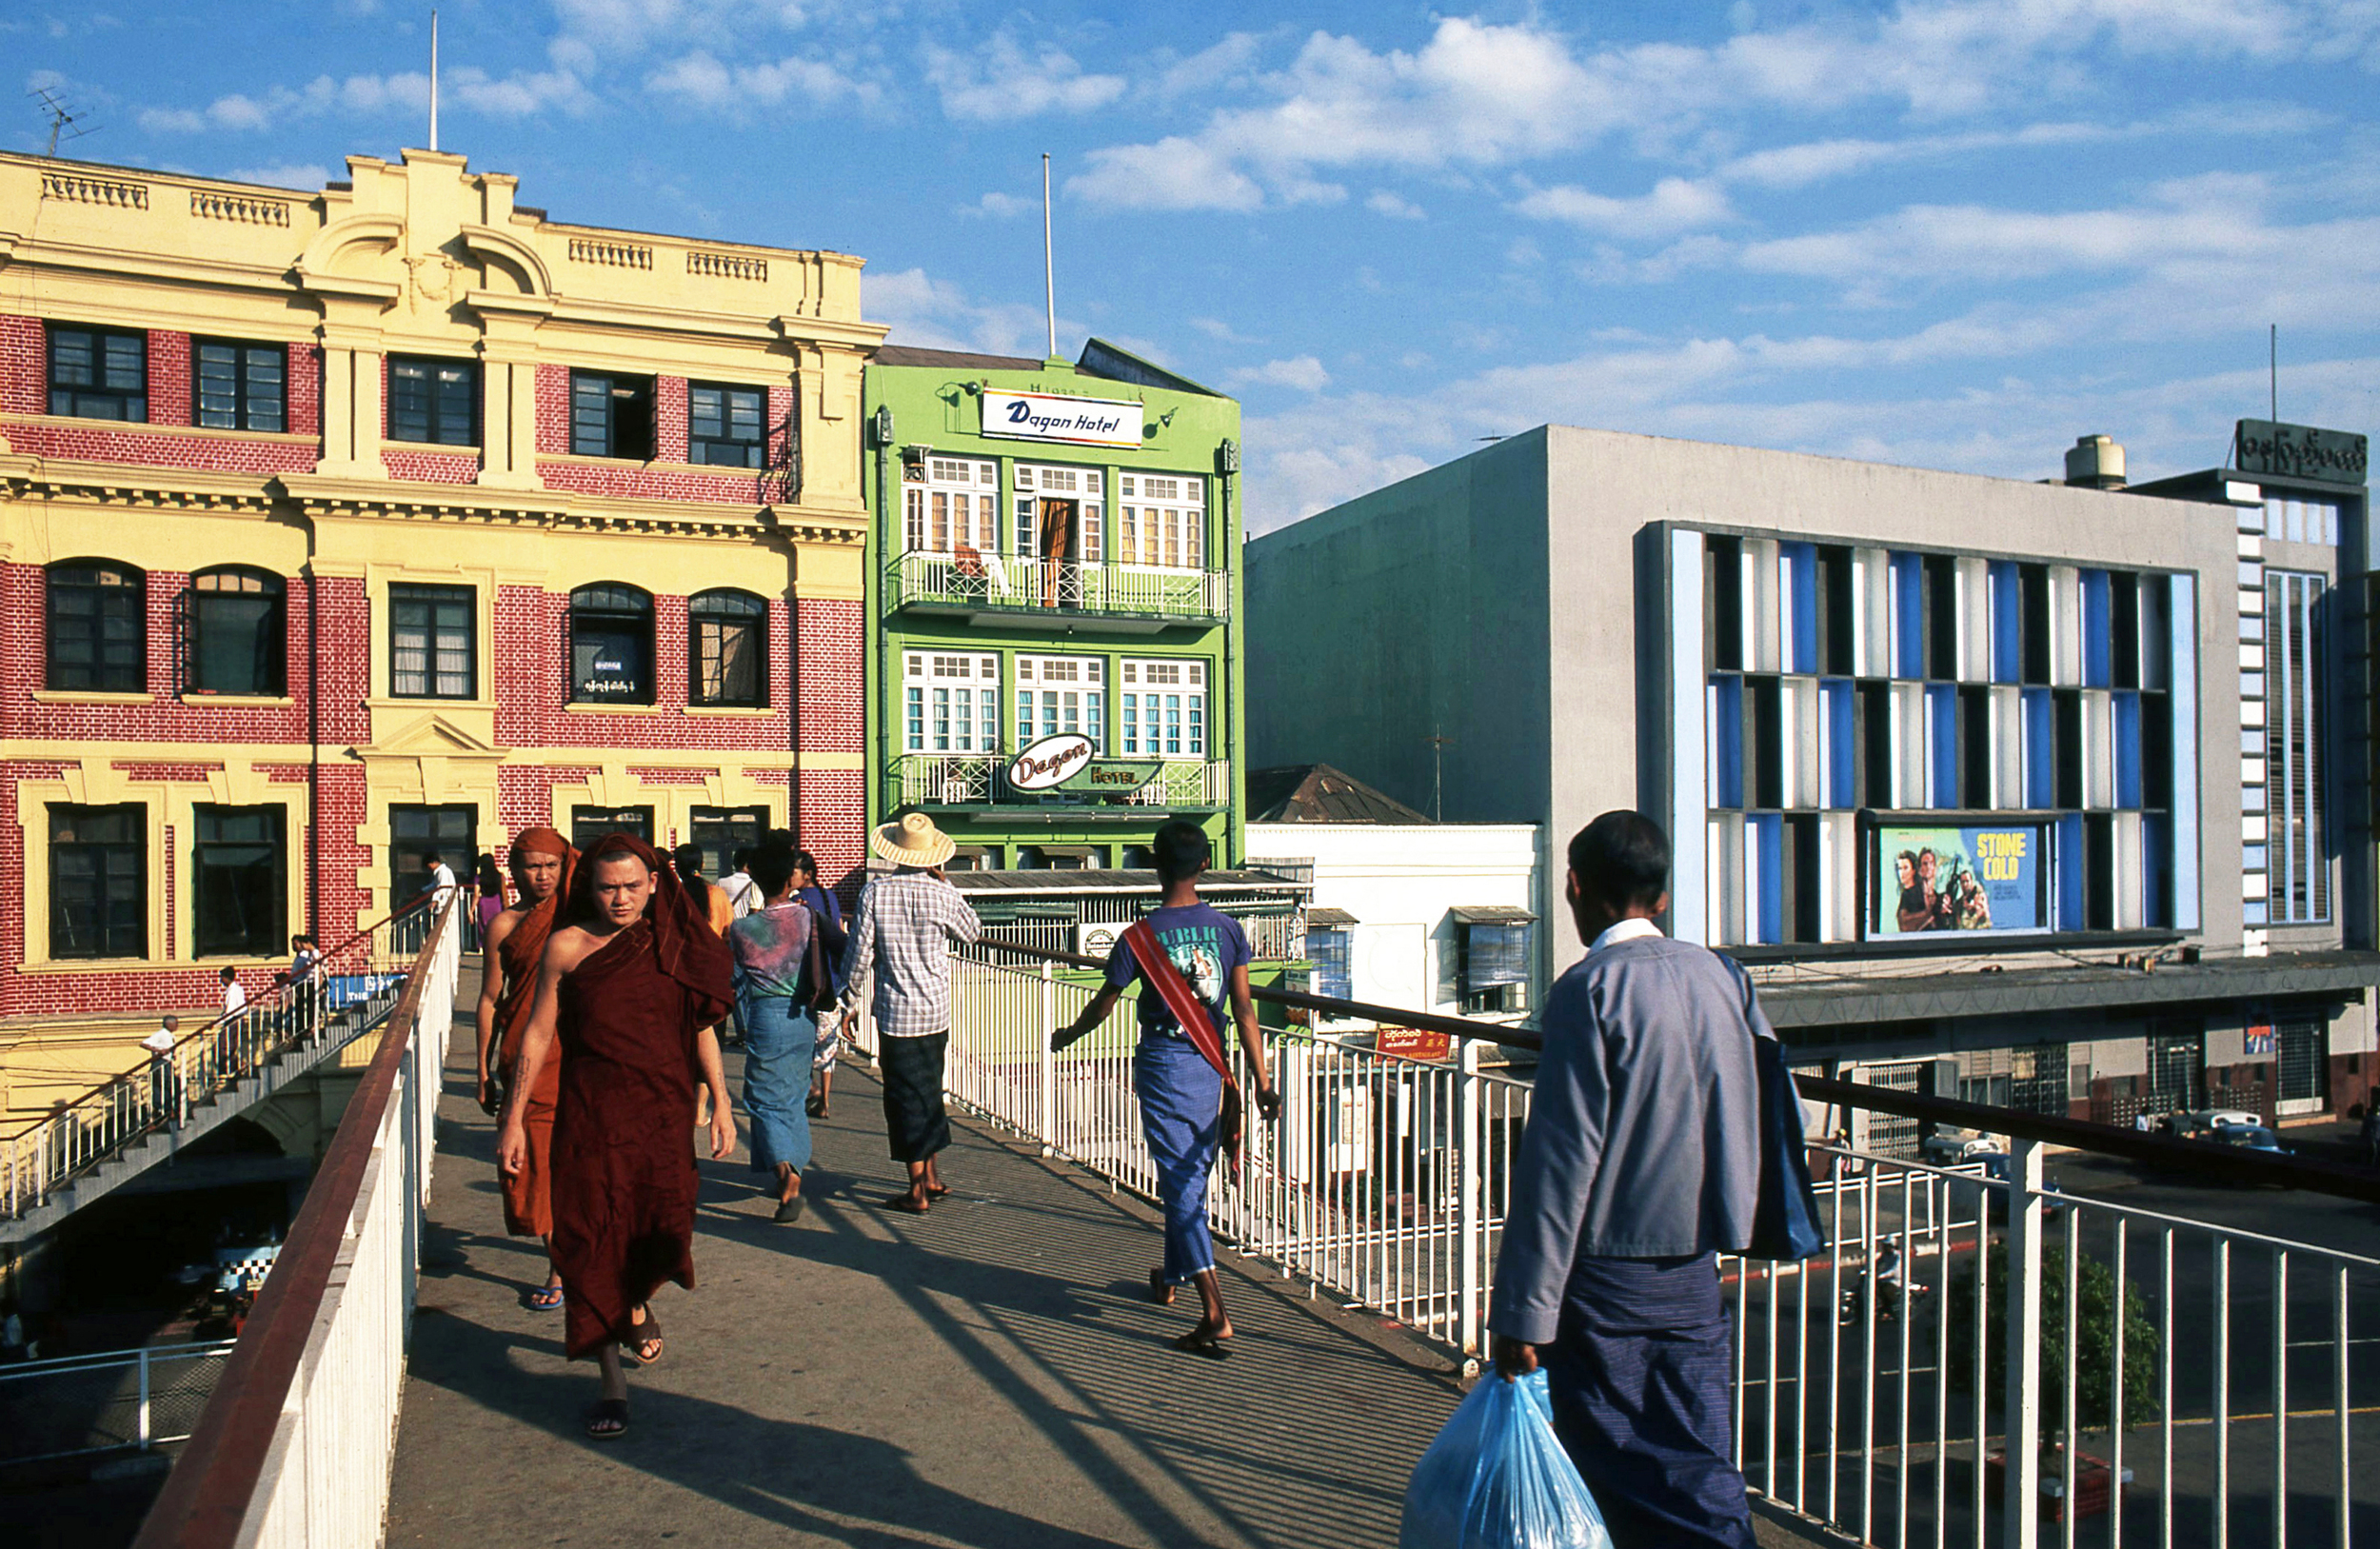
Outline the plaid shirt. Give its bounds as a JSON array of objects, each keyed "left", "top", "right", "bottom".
[{"left": 841, "top": 870, "right": 982, "bottom": 1037}]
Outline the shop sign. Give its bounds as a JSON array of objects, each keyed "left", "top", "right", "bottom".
[
  {"left": 1005, "top": 736, "right": 1163, "bottom": 795},
  {"left": 982, "top": 388, "right": 1143, "bottom": 448},
  {"left": 1872, "top": 820, "right": 2049, "bottom": 939},
  {"left": 1378, "top": 1027, "right": 1454, "bottom": 1062},
  {"left": 2234, "top": 420, "right": 2368, "bottom": 485}
]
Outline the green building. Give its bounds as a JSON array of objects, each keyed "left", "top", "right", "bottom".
[{"left": 862, "top": 340, "right": 1296, "bottom": 958}]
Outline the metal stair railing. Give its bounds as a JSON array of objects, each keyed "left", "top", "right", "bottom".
[{"left": 2, "top": 893, "right": 447, "bottom": 1226}]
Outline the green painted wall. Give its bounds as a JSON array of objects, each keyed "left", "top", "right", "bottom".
[{"left": 861, "top": 348, "right": 1247, "bottom": 867}]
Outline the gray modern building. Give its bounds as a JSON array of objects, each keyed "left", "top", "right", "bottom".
[{"left": 1246, "top": 422, "right": 2376, "bottom": 1142}]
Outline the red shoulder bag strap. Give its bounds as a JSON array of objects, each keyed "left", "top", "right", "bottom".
[{"left": 1122, "top": 919, "right": 1238, "bottom": 1091}]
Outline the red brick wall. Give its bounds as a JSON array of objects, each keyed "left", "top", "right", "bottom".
[
  {"left": 798, "top": 765, "right": 864, "bottom": 897},
  {"left": 382, "top": 447, "right": 480, "bottom": 483},
  {"left": 530, "top": 361, "right": 783, "bottom": 505},
  {"left": 796, "top": 597, "right": 863, "bottom": 754},
  {"left": 148, "top": 331, "right": 191, "bottom": 427},
  {"left": 537, "top": 460, "right": 773, "bottom": 505},
  {"left": 288, "top": 342, "right": 322, "bottom": 438},
  {"left": 536, "top": 364, "right": 568, "bottom": 454},
  {"left": 0, "top": 314, "right": 42, "bottom": 415}
]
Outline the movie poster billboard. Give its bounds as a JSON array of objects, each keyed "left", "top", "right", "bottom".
[{"left": 1872, "top": 822, "right": 2047, "bottom": 938}]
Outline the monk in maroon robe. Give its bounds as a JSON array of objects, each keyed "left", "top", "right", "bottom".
[
  {"left": 475, "top": 827, "right": 575, "bottom": 1309},
  {"left": 498, "top": 832, "right": 735, "bottom": 1440}
]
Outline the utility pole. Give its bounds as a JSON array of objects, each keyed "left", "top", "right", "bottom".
[{"left": 1427, "top": 729, "right": 1453, "bottom": 822}]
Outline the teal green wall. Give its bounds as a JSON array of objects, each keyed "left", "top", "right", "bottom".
[{"left": 862, "top": 353, "right": 1247, "bottom": 866}]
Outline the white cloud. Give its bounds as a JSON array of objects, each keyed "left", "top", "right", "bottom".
[
  {"left": 645, "top": 50, "right": 873, "bottom": 110},
  {"left": 1366, "top": 189, "right": 1424, "bottom": 220},
  {"left": 956, "top": 191, "right": 1034, "bottom": 220},
  {"left": 1150, "top": 33, "right": 1266, "bottom": 100},
  {"left": 1516, "top": 177, "right": 1732, "bottom": 240},
  {"left": 926, "top": 34, "right": 1124, "bottom": 121},
  {"left": 134, "top": 65, "right": 574, "bottom": 134},
  {"left": 225, "top": 162, "right": 333, "bottom": 189},
  {"left": 866, "top": 266, "right": 1082, "bottom": 359},
  {"left": 1070, "top": 136, "right": 1265, "bottom": 213},
  {"left": 1187, "top": 316, "right": 1258, "bottom": 344},
  {"left": 1230, "top": 355, "right": 1332, "bottom": 392}
]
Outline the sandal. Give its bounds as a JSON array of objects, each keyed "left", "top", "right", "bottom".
[
  {"left": 525, "top": 1281, "right": 565, "bottom": 1313},
  {"left": 1173, "top": 1324, "right": 1233, "bottom": 1360},
  {"left": 773, "top": 1193, "right": 806, "bottom": 1223},
  {"left": 585, "top": 1398, "right": 629, "bottom": 1440},
  {"left": 1147, "top": 1268, "right": 1176, "bottom": 1306},
  {"left": 879, "top": 1193, "right": 930, "bottom": 1214},
  {"left": 805, "top": 1092, "right": 825, "bottom": 1118},
  {"left": 619, "top": 1306, "right": 664, "bottom": 1367}
]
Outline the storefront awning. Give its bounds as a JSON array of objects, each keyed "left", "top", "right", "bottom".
[
  {"left": 1753, "top": 949, "right": 2380, "bottom": 1030},
  {"left": 1451, "top": 905, "right": 1536, "bottom": 925}
]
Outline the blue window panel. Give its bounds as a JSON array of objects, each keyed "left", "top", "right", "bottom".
[
  {"left": 1823, "top": 679, "right": 1855, "bottom": 808},
  {"left": 1784, "top": 542, "right": 1819, "bottom": 673},
  {"left": 2081, "top": 568, "right": 2112, "bottom": 687},
  {"left": 1753, "top": 813, "right": 1782, "bottom": 944},
  {"left": 2243, "top": 844, "right": 2267, "bottom": 871},
  {"left": 1892, "top": 551, "right": 1924, "bottom": 679},
  {"left": 1710, "top": 675, "right": 1743, "bottom": 810},
  {"left": 2143, "top": 813, "right": 2170, "bottom": 927},
  {"left": 1990, "top": 560, "right": 2021, "bottom": 683},
  {"left": 2022, "top": 688, "right": 2054, "bottom": 808},
  {"left": 1927, "top": 684, "right": 1959, "bottom": 807},
  {"left": 2056, "top": 814, "right": 2085, "bottom": 930},
  {"left": 2243, "top": 899, "right": 2270, "bottom": 926},
  {"left": 2112, "top": 690, "right": 2143, "bottom": 809}
]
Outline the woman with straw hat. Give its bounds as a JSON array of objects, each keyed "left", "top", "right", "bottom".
[{"left": 840, "top": 812, "right": 983, "bottom": 1213}]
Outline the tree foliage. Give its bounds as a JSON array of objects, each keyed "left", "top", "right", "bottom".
[{"left": 1946, "top": 1240, "right": 2161, "bottom": 1429}]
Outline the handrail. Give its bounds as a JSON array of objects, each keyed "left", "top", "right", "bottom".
[
  {"left": 971, "top": 935, "right": 2380, "bottom": 1205},
  {"left": 129, "top": 897, "right": 453, "bottom": 1549}
]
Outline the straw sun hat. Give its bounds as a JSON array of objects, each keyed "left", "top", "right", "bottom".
[{"left": 870, "top": 811, "right": 956, "bottom": 868}]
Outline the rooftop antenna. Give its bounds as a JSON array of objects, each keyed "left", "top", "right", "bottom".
[
  {"left": 2270, "top": 323, "right": 2277, "bottom": 423},
  {"left": 427, "top": 9, "right": 440, "bottom": 151},
  {"left": 1426, "top": 728, "right": 1453, "bottom": 822},
  {"left": 30, "top": 89, "right": 97, "bottom": 156},
  {"left": 1041, "top": 152, "right": 1057, "bottom": 360}
]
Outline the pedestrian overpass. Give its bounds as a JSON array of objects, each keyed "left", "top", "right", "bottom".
[{"left": 20, "top": 902, "right": 2373, "bottom": 1548}]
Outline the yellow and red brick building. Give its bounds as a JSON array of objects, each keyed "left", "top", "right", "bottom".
[{"left": 0, "top": 147, "right": 881, "bottom": 1037}]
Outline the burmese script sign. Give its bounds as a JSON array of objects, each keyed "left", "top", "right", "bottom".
[
  {"left": 1004, "top": 735, "right": 1162, "bottom": 795},
  {"left": 2234, "top": 420, "right": 2368, "bottom": 485},
  {"left": 982, "top": 389, "right": 1143, "bottom": 448}
]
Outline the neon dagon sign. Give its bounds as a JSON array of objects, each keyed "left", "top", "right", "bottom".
[{"left": 1004, "top": 734, "right": 1162, "bottom": 794}]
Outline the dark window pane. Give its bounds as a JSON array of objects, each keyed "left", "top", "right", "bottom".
[
  {"left": 48, "top": 325, "right": 147, "bottom": 422},
  {"left": 389, "top": 356, "right": 477, "bottom": 445},
  {"left": 194, "top": 804, "right": 285, "bottom": 956},
  {"left": 688, "top": 382, "right": 764, "bottom": 468},
  {"left": 571, "top": 372, "right": 612, "bottom": 456},
  {"left": 689, "top": 589, "right": 766, "bottom": 706},
  {"left": 50, "top": 803, "right": 147, "bottom": 959},
  {"left": 47, "top": 562, "right": 146, "bottom": 692},
  {"left": 688, "top": 805, "right": 767, "bottom": 881},
  {"left": 191, "top": 568, "right": 286, "bottom": 695}
]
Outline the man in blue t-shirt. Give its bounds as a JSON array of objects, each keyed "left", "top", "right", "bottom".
[{"left": 1055, "top": 820, "right": 1279, "bottom": 1358}]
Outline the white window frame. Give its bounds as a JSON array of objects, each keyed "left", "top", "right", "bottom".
[
  {"left": 1118, "top": 472, "right": 1205, "bottom": 572},
  {"left": 1119, "top": 657, "right": 1207, "bottom": 760},
  {"left": 902, "top": 650, "right": 1002, "bottom": 755},
  {"left": 1016, "top": 655, "right": 1105, "bottom": 750},
  {"left": 1013, "top": 462, "right": 1104, "bottom": 562},
  {"left": 2266, "top": 569, "right": 2328, "bottom": 923},
  {"left": 902, "top": 456, "right": 999, "bottom": 557}
]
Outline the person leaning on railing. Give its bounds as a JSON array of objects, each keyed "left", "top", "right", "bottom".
[{"left": 1488, "top": 810, "right": 1770, "bottom": 1549}]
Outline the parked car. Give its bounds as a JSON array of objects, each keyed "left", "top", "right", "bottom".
[
  {"left": 2176, "top": 1108, "right": 2264, "bottom": 1138},
  {"left": 1921, "top": 1127, "right": 2007, "bottom": 1166},
  {"left": 2211, "top": 1122, "right": 2291, "bottom": 1158}
]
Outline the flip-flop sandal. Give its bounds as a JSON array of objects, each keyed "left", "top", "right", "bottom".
[
  {"left": 526, "top": 1281, "right": 565, "bottom": 1312},
  {"left": 1148, "top": 1268, "right": 1176, "bottom": 1306},
  {"left": 619, "top": 1307, "right": 664, "bottom": 1366},
  {"left": 773, "top": 1194, "right": 806, "bottom": 1223},
  {"left": 805, "top": 1093, "right": 825, "bottom": 1117},
  {"left": 1173, "top": 1327, "right": 1233, "bottom": 1360},
  {"left": 585, "top": 1398, "right": 629, "bottom": 1440},
  {"left": 924, "top": 1183, "right": 952, "bottom": 1198},
  {"left": 879, "top": 1193, "right": 930, "bottom": 1214}
]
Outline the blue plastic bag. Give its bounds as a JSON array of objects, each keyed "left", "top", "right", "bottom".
[{"left": 1400, "top": 1369, "right": 1611, "bottom": 1549}]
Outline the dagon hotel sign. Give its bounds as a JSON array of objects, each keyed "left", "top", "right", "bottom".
[{"left": 982, "top": 389, "right": 1143, "bottom": 449}]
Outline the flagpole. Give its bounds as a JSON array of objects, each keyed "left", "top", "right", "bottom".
[{"left": 1042, "top": 152, "right": 1056, "bottom": 360}]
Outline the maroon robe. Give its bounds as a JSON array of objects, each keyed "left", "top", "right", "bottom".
[{"left": 546, "top": 834, "right": 734, "bottom": 1360}]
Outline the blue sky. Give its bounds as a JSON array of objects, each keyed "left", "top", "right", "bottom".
[{"left": 14, "top": 1, "right": 2379, "bottom": 532}]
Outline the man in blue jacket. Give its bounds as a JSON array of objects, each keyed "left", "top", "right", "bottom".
[{"left": 1489, "top": 810, "right": 1765, "bottom": 1548}]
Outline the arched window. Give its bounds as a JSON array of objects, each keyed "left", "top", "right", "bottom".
[
  {"left": 688, "top": 588, "right": 766, "bottom": 707},
  {"left": 47, "top": 560, "right": 146, "bottom": 693},
  {"left": 188, "top": 566, "right": 286, "bottom": 696},
  {"left": 569, "top": 583, "right": 654, "bottom": 705}
]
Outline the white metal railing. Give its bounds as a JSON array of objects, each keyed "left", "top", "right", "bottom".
[
  {"left": 129, "top": 896, "right": 458, "bottom": 1549},
  {"left": 890, "top": 549, "right": 1231, "bottom": 620},
  {"left": 849, "top": 946, "right": 2370, "bottom": 1549},
  {"left": 891, "top": 753, "right": 1230, "bottom": 810},
  {"left": 982, "top": 909, "right": 1304, "bottom": 965},
  {"left": 2, "top": 897, "right": 446, "bottom": 1222},
  {"left": 0, "top": 1340, "right": 237, "bottom": 1463}
]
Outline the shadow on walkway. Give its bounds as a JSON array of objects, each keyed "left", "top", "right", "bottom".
[{"left": 387, "top": 1020, "right": 1459, "bottom": 1549}]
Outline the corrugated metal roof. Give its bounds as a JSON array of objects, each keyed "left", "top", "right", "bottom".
[
  {"left": 1246, "top": 764, "right": 1432, "bottom": 824},
  {"left": 872, "top": 344, "right": 1042, "bottom": 370}
]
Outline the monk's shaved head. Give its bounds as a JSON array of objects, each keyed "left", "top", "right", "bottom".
[{"left": 589, "top": 852, "right": 655, "bottom": 926}]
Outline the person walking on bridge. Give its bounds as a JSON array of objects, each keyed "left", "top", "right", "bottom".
[
  {"left": 1054, "top": 821, "right": 1280, "bottom": 1358},
  {"left": 1489, "top": 810, "right": 1765, "bottom": 1548},
  {"left": 499, "top": 833, "right": 736, "bottom": 1440},
  {"left": 477, "top": 826, "right": 575, "bottom": 1311},
  {"left": 841, "top": 814, "right": 981, "bottom": 1214}
]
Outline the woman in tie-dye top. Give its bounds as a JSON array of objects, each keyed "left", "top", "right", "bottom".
[{"left": 726, "top": 850, "right": 825, "bottom": 1221}]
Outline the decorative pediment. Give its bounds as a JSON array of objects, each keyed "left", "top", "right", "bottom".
[{"left": 363, "top": 711, "right": 507, "bottom": 761}]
